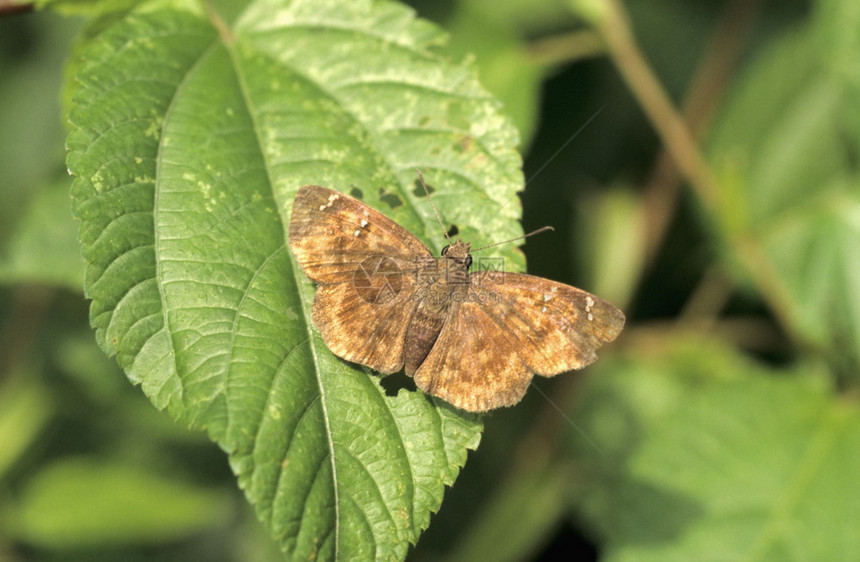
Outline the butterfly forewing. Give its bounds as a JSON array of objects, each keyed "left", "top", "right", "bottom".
[
  {"left": 469, "top": 272, "right": 625, "bottom": 374},
  {"left": 289, "top": 185, "right": 432, "bottom": 285},
  {"left": 289, "top": 185, "right": 431, "bottom": 373}
]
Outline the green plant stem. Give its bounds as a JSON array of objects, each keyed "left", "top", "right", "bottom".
[
  {"left": 592, "top": 0, "right": 798, "bottom": 342},
  {"left": 596, "top": 0, "right": 719, "bottom": 211},
  {"left": 639, "top": 0, "right": 764, "bottom": 270},
  {"left": 0, "top": 1, "right": 34, "bottom": 17},
  {"left": 526, "top": 30, "right": 605, "bottom": 66},
  {"left": 203, "top": 0, "right": 233, "bottom": 44}
]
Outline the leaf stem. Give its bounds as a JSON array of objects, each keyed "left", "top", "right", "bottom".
[
  {"left": 526, "top": 30, "right": 605, "bottom": 66},
  {"left": 0, "top": 2, "right": 34, "bottom": 17},
  {"left": 593, "top": 0, "right": 720, "bottom": 212},
  {"left": 203, "top": 0, "right": 233, "bottom": 44},
  {"left": 639, "top": 0, "right": 764, "bottom": 269},
  {"left": 588, "top": 0, "right": 799, "bottom": 341}
]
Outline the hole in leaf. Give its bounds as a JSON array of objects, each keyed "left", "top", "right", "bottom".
[
  {"left": 349, "top": 186, "right": 365, "bottom": 200},
  {"left": 412, "top": 178, "right": 435, "bottom": 198},
  {"left": 378, "top": 188, "right": 403, "bottom": 209}
]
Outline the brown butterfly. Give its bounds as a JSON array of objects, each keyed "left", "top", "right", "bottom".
[{"left": 288, "top": 183, "right": 624, "bottom": 412}]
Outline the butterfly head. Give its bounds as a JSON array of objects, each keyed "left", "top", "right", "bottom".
[{"left": 440, "top": 240, "right": 473, "bottom": 270}]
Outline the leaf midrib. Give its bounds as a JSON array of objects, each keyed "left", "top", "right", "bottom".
[{"left": 216, "top": 17, "right": 345, "bottom": 556}]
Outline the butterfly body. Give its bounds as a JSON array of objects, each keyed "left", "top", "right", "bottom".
[
  {"left": 404, "top": 240, "right": 471, "bottom": 375},
  {"left": 289, "top": 185, "right": 624, "bottom": 412}
]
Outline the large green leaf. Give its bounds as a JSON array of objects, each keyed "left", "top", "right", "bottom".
[
  {"left": 573, "top": 343, "right": 860, "bottom": 561},
  {"left": 66, "top": 0, "right": 525, "bottom": 558},
  {"left": 13, "top": 457, "right": 227, "bottom": 548}
]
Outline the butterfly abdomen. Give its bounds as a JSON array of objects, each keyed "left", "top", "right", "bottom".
[{"left": 403, "top": 298, "right": 449, "bottom": 376}]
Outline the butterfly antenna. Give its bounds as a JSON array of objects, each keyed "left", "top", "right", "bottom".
[
  {"left": 415, "top": 169, "right": 451, "bottom": 241},
  {"left": 479, "top": 106, "right": 605, "bottom": 230},
  {"left": 529, "top": 383, "right": 605, "bottom": 455},
  {"left": 472, "top": 226, "right": 554, "bottom": 253}
]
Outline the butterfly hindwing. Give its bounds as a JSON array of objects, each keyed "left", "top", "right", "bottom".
[
  {"left": 311, "top": 281, "right": 420, "bottom": 373},
  {"left": 413, "top": 298, "right": 533, "bottom": 412},
  {"left": 412, "top": 272, "right": 624, "bottom": 412}
]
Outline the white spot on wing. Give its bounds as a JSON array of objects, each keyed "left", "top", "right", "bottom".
[
  {"left": 585, "top": 296, "right": 595, "bottom": 322},
  {"left": 322, "top": 193, "right": 341, "bottom": 210}
]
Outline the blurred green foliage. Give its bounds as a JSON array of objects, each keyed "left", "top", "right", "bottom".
[{"left": 2, "top": 0, "right": 859, "bottom": 560}]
